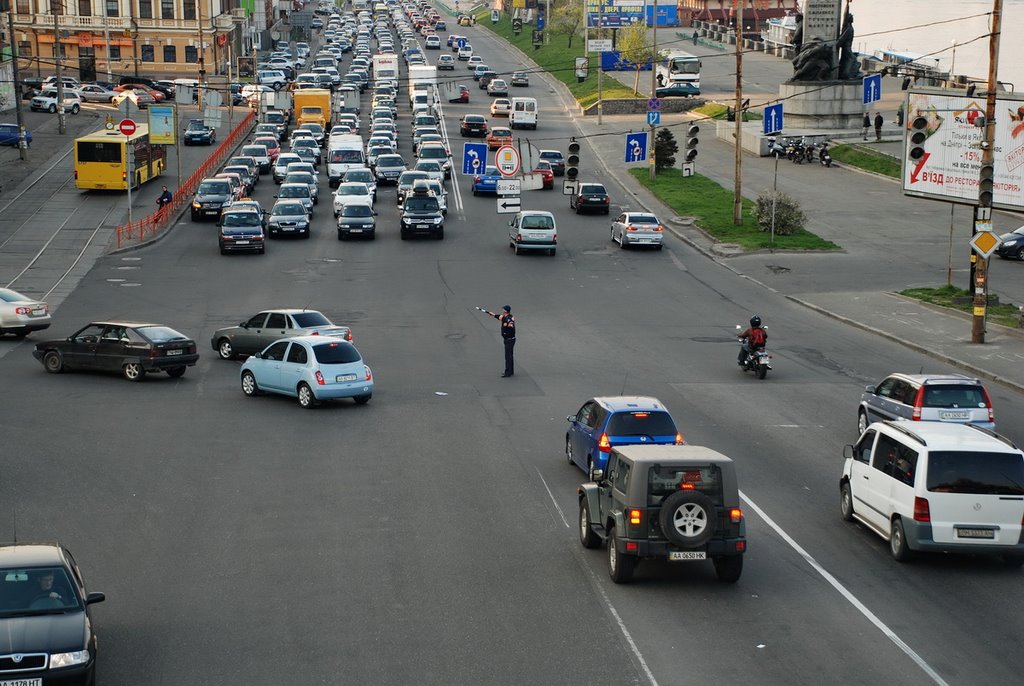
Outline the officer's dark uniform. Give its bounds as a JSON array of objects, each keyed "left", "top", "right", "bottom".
[{"left": 496, "top": 305, "right": 516, "bottom": 377}]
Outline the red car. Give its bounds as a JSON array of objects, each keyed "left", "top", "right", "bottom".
[
  {"left": 448, "top": 85, "right": 470, "bottom": 104},
  {"left": 533, "top": 161, "right": 554, "bottom": 190},
  {"left": 252, "top": 136, "right": 280, "bottom": 162}
]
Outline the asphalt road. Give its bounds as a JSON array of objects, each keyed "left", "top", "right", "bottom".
[{"left": 1, "top": 16, "right": 1022, "bottom": 686}]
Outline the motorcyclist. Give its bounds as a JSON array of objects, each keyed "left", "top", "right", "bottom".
[{"left": 737, "top": 315, "right": 767, "bottom": 366}]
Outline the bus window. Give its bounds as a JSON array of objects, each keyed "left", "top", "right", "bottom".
[{"left": 77, "top": 141, "right": 121, "bottom": 163}]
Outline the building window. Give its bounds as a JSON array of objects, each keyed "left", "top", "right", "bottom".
[
  {"left": 185, "top": 45, "right": 198, "bottom": 63},
  {"left": 17, "top": 0, "right": 31, "bottom": 14},
  {"left": 109, "top": 45, "right": 121, "bottom": 59},
  {"left": 163, "top": 45, "right": 176, "bottom": 62},
  {"left": 138, "top": 0, "right": 152, "bottom": 19},
  {"left": 141, "top": 44, "right": 155, "bottom": 62},
  {"left": 182, "top": 0, "right": 195, "bottom": 20},
  {"left": 48, "top": 0, "right": 63, "bottom": 14},
  {"left": 106, "top": 0, "right": 119, "bottom": 16},
  {"left": 160, "top": 0, "right": 174, "bottom": 19},
  {"left": 17, "top": 41, "right": 32, "bottom": 58},
  {"left": 79, "top": 0, "right": 92, "bottom": 16},
  {"left": 52, "top": 43, "right": 66, "bottom": 58}
]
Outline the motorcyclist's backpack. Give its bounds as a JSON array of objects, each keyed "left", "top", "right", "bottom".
[{"left": 749, "top": 327, "right": 767, "bottom": 348}]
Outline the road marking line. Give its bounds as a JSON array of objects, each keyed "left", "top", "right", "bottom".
[
  {"left": 536, "top": 467, "right": 569, "bottom": 528},
  {"left": 739, "top": 490, "right": 950, "bottom": 686}
]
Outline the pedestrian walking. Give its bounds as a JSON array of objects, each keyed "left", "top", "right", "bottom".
[
  {"left": 896, "top": 103, "right": 905, "bottom": 127},
  {"left": 476, "top": 305, "right": 516, "bottom": 377},
  {"left": 874, "top": 111, "right": 884, "bottom": 141},
  {"left": 692, "top": 30, "right": 699, "bottom": 45},
  {"left": 862, "top": 113, "right": 870, "bottom": 141}
]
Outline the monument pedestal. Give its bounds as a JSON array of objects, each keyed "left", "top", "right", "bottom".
[{"left": 779, "top": 81, "right": 864, "bottom": 129}]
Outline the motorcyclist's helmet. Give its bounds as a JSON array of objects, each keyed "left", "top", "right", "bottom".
[{"left": 750, "top": 315, "right": 762, "bottom": 328}]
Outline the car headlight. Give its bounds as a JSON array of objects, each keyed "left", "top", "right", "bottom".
[
  {"left": 1004, "top": 237, "right": 1022, "bottom": 246},
  {"left": 50, "top": 650, "right": 90, "bottom": 668},
  {"left": 192, "top": 201, "right": 201, "bottom": 209}
]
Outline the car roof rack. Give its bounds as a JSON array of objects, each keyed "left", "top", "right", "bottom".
[
  {"left": 965, "top": 424, "right": 1019, "bottom": 450},
  {"left": 881, "top": 420, "right": 927, "bottom": 446}
]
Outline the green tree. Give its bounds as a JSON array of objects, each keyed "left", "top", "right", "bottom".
[
  {"left": 654, "top": 129, "right": 677, "bottom": 172},
  {"left": 615, "top": 22, "right": 663, "bottom": 96},
  {"left": 549, "top": 2, "right": 585, "bottom": 49},
  {"left": 752, "top": 191, "right": 806, "bottom": 236}
]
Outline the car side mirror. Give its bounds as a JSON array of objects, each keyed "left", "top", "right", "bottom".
[
  {"left": 252, "top": 352, "right": 262, "bottom": 359},
  {"left": 566, "top": 415, "right": 575, "bottom": 423},
  {"left": 865, "top": 385, "right": 875, "bottom": 393},
  {"left": 373, "top": 211, "right": 379, "bottom": 216},
  {"left": 590, "top": 468, "right": 604, "bottom": 483},
  {"left": 86, "top": 591, "right": 106, "bottom": 605},
  {"left": 843, "top": 444, "right": 855, "bottom": 459}
]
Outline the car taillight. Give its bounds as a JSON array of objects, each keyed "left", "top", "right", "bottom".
[
  {"left": 516, "top": 233, "right": 523, "bottom": 241},
  {"left": 603, "top": 196, "right": 610, "bottom": 204},
  {"left": 148, "top": 349, "right": 159, "bottom": 358},
  {"left": 315, "top": 371, "right": 326, "bottom": 385},
  {"left": 911, "top": 385, "right": 925, "bottom": 420},
  {"left": 729, "top": 508, "right": 743, "bottom": 523},
  {"left": 628, "top": 509, "right": 642, "bottom": 525},
  {"left": 474, "top": 176, "right": 481, "bottom": 183},
  {"left": 577, "top": 195, "right": 584, "bottom": 202},
  {"left": 626, "top": 225, "right": 637, "bottom": 232},
  {"left": 364, "top": 365, "right": 372, "bottom": 381},
  {"left": 913, "top": 497, "right": 930, "bottom": 522},
  {"left": 14, "top": 307, "right": 31, "bottom": 315},
  {"left": 675, "top": 433, "right": 685, "bottom": 445},
  {"left": 552, "top": 233, "right": 557, "bottom": 244},
  {"left": 598, "top": 433, "right": 611, "bottom": 453},
  {"left": 654, "top": 225, "right": 664, "bottom": 232},
  {"left": 981, "top": 386, "right": 994, "bottom": 422}
]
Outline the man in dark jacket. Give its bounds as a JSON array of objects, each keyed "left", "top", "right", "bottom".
[
  {"left": 874, "top": 112, "right": 884, "bottom": 141},
  {"left": 862, "top": 113, "right": 870, "bottom": 140},
  {"left": 479, "top": 305, "right": 516, "bottom": 377}
]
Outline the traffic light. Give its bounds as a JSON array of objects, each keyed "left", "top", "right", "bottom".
[
  {"left": 978, "top": 161, "right": 994, "bottom": 206},
  {"left": 566, "top": 138, "right": 580, "bottom": 181},
  {"left": 684, "top": 124, "right": 699, "bottom": 162},
  {"left": 908, "top": 116, "right": 929, "bottom": 162}
]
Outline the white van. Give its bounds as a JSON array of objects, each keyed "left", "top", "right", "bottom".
[
  {"left": 327, "top": 134, "right": 367, "bottom": 187},
  {"left": 841, "top": 420, "right": 1024, "bottom": 564},
  {"left": 509, "top": 97, "right": 537, "bottom": 130}
]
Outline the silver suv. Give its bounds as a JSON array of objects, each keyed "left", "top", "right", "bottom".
[{"left": 858, "top": 373, "right": 995, "bottom": 434}]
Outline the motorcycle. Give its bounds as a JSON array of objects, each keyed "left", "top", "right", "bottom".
[
  {"left": 767, "top": 135, "right": 788, "bottom": 159},
  {"left": 735, "top": 325, "right": 772, "bottom": 380},
  {"left": 818, "top": 141, "right": 833, "bottom": 167},
  {"left": 786, "top": 138, "right": 804, "bottom": 164},
  {"left": 802, "top": 137, "right": 818, "bottom": 163}
]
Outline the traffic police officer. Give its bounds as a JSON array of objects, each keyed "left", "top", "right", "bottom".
[{"left": 479, "top": 305, "right": 516, "bottom": 377}]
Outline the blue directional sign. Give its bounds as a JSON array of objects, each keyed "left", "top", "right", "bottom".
[
  {"left": 536, "top": 15, "right": 545, "bottom": 30},
  {"left": 646, "top": 111, "right": 661, "bottom": 126},
  {"left": 863, "top": 73, "right": 882, "bottom": 105},
  {"left": 457, "top": 38, "right": 467, "bottom": 49},
  {"left": 462, "top": 142, "right": 487, "bottom": 175},
  {"left": 625, "top": 132, "right": 648, "bottom": 163},
  {"left": 763, "top": 103, "right": 784, "bottom": 134}
]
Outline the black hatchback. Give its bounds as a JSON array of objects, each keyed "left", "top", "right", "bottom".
[
  {"left": 459, "top": 114, "right": 488, "bottom": 137},
  {"left": 571, "top": 182, "right": 611, "bottom": 215},
  {"left": 33, "top": 321, "right": 199, "bottom": 381}
]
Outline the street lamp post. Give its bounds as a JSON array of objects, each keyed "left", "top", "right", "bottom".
[{"left": 950, "top": 39, "right": 958, "bottom": 84}]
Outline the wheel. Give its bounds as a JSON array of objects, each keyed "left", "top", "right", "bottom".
[
  {"left": 297, "top": 382, "right": 316, "bottom": 408},
  {"left": 354, "top": 394, "right": 371, "bottom": 405},
  {"left": 338, "top": 232, "right": 345, "bottom": 241},
  {"left": 857, "top": 410, "right": 869, "bottom": 435},
  {"left": 166, "top": 366, "right": 186, "bottom": 378},
  {"left": 579, "top": 500, "right": 601, "bottom": 549},
  {"left": 713, "top": 555, "right": 743, "bottom": 583},
  {"left": 241, "top": 370, "right": 259, "bottom": 396},
  {"left": 217, "top": 338, "right": 235, "bottom": 360},
  {"left": 840, "top": 482, "right": 855, "bottom": 522},
  {"left": 1017, "top": 246, "right": 1024, "bottom": 260},
  {"left": 122, "top": 362, "right": 145, "bottom": 382},
  {"left": 658, "top": 490, "right": 717, "bottom": 548},
  {"left": 436, "top": 228, "right": 444, "bottom": 240},
  {"left": 400, "top": 230, "right": 408, "bottom": 240},
  {"left": 607, "top": 527, "right": 635, "bottom": 583},
  {"left": 756, "top": 363, "right": 768, "bottom": 380},
  {"left": 472, "top": 188, "right": 478, "bottom": 196},
  {"left": 48, "top": 103, "right": 56, "bottom": 113},
  {"left": 43, "top": 350, "right": 64, "bottom": 373},
  {"left": 70, "top": 104, "right": 80, "bottom": 114},
  {"left": 889, "top": 518, "right": 913, "bottom": 562}
]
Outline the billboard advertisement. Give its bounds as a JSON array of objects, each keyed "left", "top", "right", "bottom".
[
  {"left": 586, "top": 0, "right": 645, "bottom": 28},
  {"left": 902, "top": 88, "right": 1024, "bottom": 210}
]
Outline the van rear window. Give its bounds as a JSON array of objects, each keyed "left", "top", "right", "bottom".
[
  {"left": 607, "top": 411, "right": 677, "bottom": 436},
  {"left": 927, "top": 451, "right": 1024, "bottom": 495},
  {"left": 922, "top": 385, "right": 986, "bottom": 408}
]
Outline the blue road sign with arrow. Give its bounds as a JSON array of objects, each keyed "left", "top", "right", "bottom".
[
  {"left": 536, "top": 15, "right": 545, "bottom": 30},
  {"left": 462, "top": 142, "right": 487, "bottom": 175},
  {"left": 625, "top": 132, "right": 648, "bottom": 163},
  {"left": 647, "top": 111, "right": 661, "bottom": 126},
  {"left": 457, "top": 38, "right": 467, "bottom": 49},
  {"left": 763, "top": 103, "right": 783, "bottom": 134},
  {"left": 863, "top": 74, "right": 881, "bottom": 105}
]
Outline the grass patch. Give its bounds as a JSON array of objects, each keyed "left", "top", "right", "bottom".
[
  {"left": 477, "top": 13, "right": 637, "bottom": 106},
  {"left": 831, "top": 144, "right": 902, "bottom": 178},
  {"left": 900, "top": 285, "right": 1021, "bottom": 328},
  {"left": 630, "top": 168, "right": 839, "bottom": 251},
  {"left": 692, "top": 102, "right": 761, "bottom": 122}
]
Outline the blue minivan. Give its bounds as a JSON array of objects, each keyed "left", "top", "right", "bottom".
[{"left": 565, "top": 396, "right": 684, "bottom": 475}]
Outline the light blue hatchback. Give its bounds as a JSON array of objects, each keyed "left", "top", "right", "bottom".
[{"left": 240, "top": 335, "right": 373, "bottom": 408}]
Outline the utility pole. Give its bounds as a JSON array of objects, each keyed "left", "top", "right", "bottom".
[
  {"left": 197, "top": 0, "right": 207, "bottom": 111},
  {"left": 597, "top": 0, "right": 603, "bottom": 125},
  {"left": 8, "top": 10, "right": 28, "bottom": 160},
  {"left": 52, "top": 0, "right": 66, "bottom": 135},
  {"left": 649, "top": 0, "right": 657, "bottom": 180},
  {"left": 103, "top": 21, "right": 112, "bottom": 84},
  {"left": 971, "top": 0, "right": 1002, "bottom": 344},
  {"left": 732, "top": 1, "right": 743, "bottom": 224}
]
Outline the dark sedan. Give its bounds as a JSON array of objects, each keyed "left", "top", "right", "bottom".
[
  {"left": 0, "top": 543, "right": 105, "bottom": 686},
  {"left": 33, "top": 321, "right": 199, "bottom": 381},
  {"left": 460, "top": 114, "right": 488, "bottom": 137},
  {"left": 995, "top": 225, "right": 1024, "bottom": 260},
  {"left": 183, "top": 119, "right": 216, "bottom": 145},
  {"left": 570, "top": 182, "right": 612, "bottom": 215}
]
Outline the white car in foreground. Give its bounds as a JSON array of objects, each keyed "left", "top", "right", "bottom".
[{"left": 332, "top": 182, "right": 374, "bottom": 217}]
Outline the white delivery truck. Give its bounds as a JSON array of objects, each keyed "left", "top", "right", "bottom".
[
  {"left": 327, "top": 134, "right": 367, "bottom": 188},
  {"left": 407, "top": 65, "right": 438, "bottom": 106},
  {"left": 510, "top": 97, "right": 538, "bottom": 130},
  {"left": 372, "top": 55, "right": 399, "bottom": 83}
]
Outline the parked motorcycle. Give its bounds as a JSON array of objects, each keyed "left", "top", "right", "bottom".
[
  {"left": 766, "top": 136, "right": 787, "bottom": 159},
  {"left": 786, "top": 138, "right": 805, "bottom": 164},
  {"left": 802, "top": 137, "right": 818, "bottom": 163},
  {"left": 736, "top": 325, "right": 772, "bottom": 379},
  {"left": 818, "top": 141, "right": 833, "bottom": 167}
]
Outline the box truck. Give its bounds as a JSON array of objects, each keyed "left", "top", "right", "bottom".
[{"left": 293, "top": 89, "right": 331, "bottom": 129}]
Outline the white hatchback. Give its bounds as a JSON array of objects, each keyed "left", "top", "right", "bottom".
[{"left": 333, "top": 182, "right": 374, "bottom": 217}]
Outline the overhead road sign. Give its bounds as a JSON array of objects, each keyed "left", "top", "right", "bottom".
[
  {"left": 625, "top": 132, "right": 648, "bottom": 163},
  {"left": 462, "top": 142, "right": 487, "bottom": 175}
]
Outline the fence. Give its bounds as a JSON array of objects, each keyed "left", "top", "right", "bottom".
[{"left": 115, "top": 110, "right": 256, "bottom": 249}]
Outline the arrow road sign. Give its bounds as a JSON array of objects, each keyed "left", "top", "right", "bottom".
[
  {"left": 562, "top": 180, "right": 577, "bottom": 196},
  {"left": 497, "top": 196, "right": 521, "bottom": 214},
  {"left": 863, "top": 74, "right": 882, "bottom": 105},
  {"left": 457, "top": 38, "right": 467, "bottom": 49},
  {"left": 647, "top": 111, "right": 661, "bottom": 126},
  {"left": 624, "top": 132, "right": 648, "bottom": 163},
  {"left": 647, "top": 97, "right": 661, "bottom": 111},
  {"left": 763, "top": 103, "right": 784, "bottom": 134},
  {"left": 495, "top": 145, "right": 521, "bottom": 177},
  {"left": 462, "top": 142, "right": 487, "bottom": 175},
  {"left": 497, "top": 179, "right": 521, "bottom": 196}
]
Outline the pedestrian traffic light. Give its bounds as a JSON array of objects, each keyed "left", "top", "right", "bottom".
[
  {"left": 978, "top": 162, "right": 995, "bottom": 206},
  {"left": 566, "top": 139, "right": 580, "bottom": 181},
  {"left": 908, "top": 116, "right": 929, "bottom": 162},
  {"left": 684, "top": 124, "right": 699, "bottom": 162}
]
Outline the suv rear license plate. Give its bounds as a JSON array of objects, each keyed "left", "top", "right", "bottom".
[
  {"left": 668, "top": 551, "right": 706, "bottom": 561},
  {"left": 956, "top": 528, "right": 995, "bottom": 539},
  {"left": 336, "top": 373, "right": 357, "bottom": 382},
  {"left": 1, "top": 680, "right": 42, "bottom": 686},
  {"left": 940, "top": 411, "right": 970, "bottom": 420},
  {"left": 166, "top": 349, "right": 183, "bottom": 356}
]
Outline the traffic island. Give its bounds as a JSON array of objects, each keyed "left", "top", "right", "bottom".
[{"left": 901, "top": 286, "right": 1024, "bottom": 330}]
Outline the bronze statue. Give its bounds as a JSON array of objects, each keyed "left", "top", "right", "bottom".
[
  {"left": 792, "top": 38, "right": 834, "bottom": 81},
  {"left": 836, "top": 10, "right": 861, "bottom": 79}
]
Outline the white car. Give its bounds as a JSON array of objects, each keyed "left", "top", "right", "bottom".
[
  {"left": 30, "top": 90, "right": 81, "bottom": 114},
  {"left": 342, "top": 167, "right": 378, "bottom": 201},
  {"left": 0, "top": 287, "right": 51, "bottom": 337},
  {"left": 413, "top": 160, "right": 445, "bottom": 184},
  {"left": 273, "top": 153, "right": 303, "bottom": 183},
  {"left": 466, "top": 55, "right": 483, "bottom": 68},
  {"left": 425, "top": 35, "right": 441, "bottom": 49},
  {"left": 459, "top": 46, "right": 475, "bottom": 61},
  {"left": 333, "top": 182, "right": 374, "bottom": 217},
  {"left": 490, "top": 98, "right": 512, "bottom": 117},
  {"left": 257, "top": 70, "right": 288, "bottom": 89}
]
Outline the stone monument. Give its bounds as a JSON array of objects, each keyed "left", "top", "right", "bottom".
[{"left": 779, "top": 0, "right": 863, "bottom": 129}]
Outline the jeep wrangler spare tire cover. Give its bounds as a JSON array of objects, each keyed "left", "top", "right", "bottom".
[{"left": 659, "top": 490, "right": 717, "bottom": 548}]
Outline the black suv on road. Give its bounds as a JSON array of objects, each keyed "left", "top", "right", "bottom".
[
  {"left": 400, "top": 182, "right": 444, "bottom": 240},
  {"left": 578, "top": 444, "right": 746, "bottom": 583}
]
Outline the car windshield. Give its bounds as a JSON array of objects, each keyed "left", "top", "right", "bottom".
[
  {"left": 417, "top": 162, "right": 441, "bottom": 171},
  {"left": 630, "top": 214, "right": 660, "bottom": 225},
  {"left": 343, "top": 205, "right": 373, "bottom": 217},
  {"left": 337, "top": 184, "right": 367, "bottom": 195},
  {"left": 198, "top": 182, "right": 230, "bottom": 194},
  {"left": 346, "top": 171, "right": 372, "bottom": 183},
  {"left": 313, "top": 341, "right": 361, "bottom": 364},
  {"left": 405, "top": 196, "right": 439, "bottom": 211},
  {"left": 927, "top": 451, "right": 1024, "bottom": 495},
  {"left": 285, "top": 174, "right": 315, "bottom": 185},
  {"left": 223, "top": 212, "right": 262, "bottom": 226},
  {"left": 379, "top": 155, "right": 404, "bottom": 166},
  {"left": 137, "top": 326, "right": 189, "bottom": 342},
  {"left": 540, "top": 152, "right": 562, "bottom": 160},
  {"left": 186, "top": 121, "right": 208, "bottom": 131},
  {"left": 331, "top": 149, "right": 363, "bottom": 162},
  {"left": 921, "top": 385, "right": 986, "bottom": 408},
  {"left": 275, "top": 204, "right": 306, "bottom": 216},
  {"left": 607, "top": 411, "right": 677, "bottom": 436},
  {"left": 492, "top": 129, "right": 511, "bottom": 137},
  {"left": 647, "top": 465, "right": 724, "bottom": 506},
  {"left": 0, "top": 566, "right": 82, "bottom": 616},
  {"left": 280, "top": 186, "right": 310, "bottom": 197}
]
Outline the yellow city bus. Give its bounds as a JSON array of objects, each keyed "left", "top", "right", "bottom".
[{"left": 74, "top": 124, "right": 167, "bottom": 190}]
